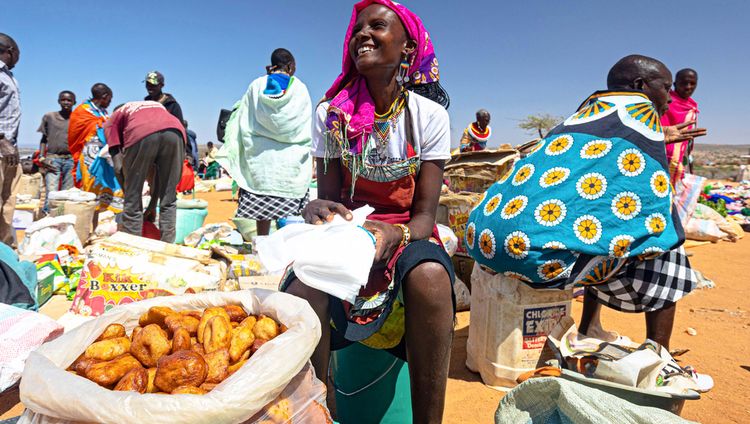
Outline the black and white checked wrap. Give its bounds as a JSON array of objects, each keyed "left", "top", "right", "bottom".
[
  {"left": 589, "top": 247, "right": 697, "bottom": 313},
  {"left": 236, "top": 188, "right": 309, "bottom": 221}
]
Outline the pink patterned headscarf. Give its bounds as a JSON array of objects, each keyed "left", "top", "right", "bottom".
[{"left": 324, "top": 0, "right": 440, "bottom": 154}]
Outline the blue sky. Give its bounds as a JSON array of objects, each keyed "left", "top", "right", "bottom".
[{"left": 5, "top": 0, "right": 750, "bottom": 149}]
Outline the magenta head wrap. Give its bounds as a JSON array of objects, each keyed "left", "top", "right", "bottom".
[{"left": 324, "top": 0, "right": 440, "bottom": 155}]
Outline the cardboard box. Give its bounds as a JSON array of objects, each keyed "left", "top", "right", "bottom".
[{"left": 70, "top": 235, "right": 223, "bottom": 316}]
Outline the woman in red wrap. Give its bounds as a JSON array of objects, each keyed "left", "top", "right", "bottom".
[{"left": 282, "top": 1, "right": 455, "bottom": 421}]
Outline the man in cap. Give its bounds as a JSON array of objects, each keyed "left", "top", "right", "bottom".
[{"left": 144, "top": 71, "right": 183, "bottom": 122}]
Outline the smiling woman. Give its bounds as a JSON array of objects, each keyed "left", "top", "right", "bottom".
[{"left": 280, "top": 1, "right": 455, "bottom": 422}]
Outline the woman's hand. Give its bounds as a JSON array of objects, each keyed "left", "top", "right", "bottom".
[
  {"left": 302, "top": 199, "right": 352, "bottom": 225},
  {"left": 363, "top": 220, "right": 403, "bottom": 263}
]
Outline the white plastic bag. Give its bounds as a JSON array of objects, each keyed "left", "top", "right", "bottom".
[
  {"left": 19, "top": 290, "right": 321, "bottom": 424},
  {"left": 19, "top": 215, "right": 82, "bottom": 256},
  {"left": 257, "top": 206, "right": 376, "bottom": 303},
  {"left": 437, "top": 223, "right": 458, "bottom": 257}
]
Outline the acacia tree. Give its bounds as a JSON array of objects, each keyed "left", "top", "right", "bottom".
[{"left": 519, "top": 114, "right": 563, "bottom": 138}]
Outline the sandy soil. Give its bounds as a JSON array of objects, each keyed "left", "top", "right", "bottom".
[{"left": 2, "top": 189, "right": 748, "bottom": 423}]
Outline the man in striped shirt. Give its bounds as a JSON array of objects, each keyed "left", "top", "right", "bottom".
[{"left": 0, "top": 33, "right": 21, "bottom": 247}]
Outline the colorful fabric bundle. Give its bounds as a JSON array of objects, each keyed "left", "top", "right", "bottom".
[{"left": 467, "top": 91, "right": 684, "bottom": 287}]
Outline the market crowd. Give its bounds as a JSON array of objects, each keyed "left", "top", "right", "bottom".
[{"left": 0, "top": 0, "right": 710, "bottom": 420}]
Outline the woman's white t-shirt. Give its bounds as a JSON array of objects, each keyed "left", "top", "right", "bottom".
[{"left": 311, "top": 92, "right": 451, "bottom": 165}]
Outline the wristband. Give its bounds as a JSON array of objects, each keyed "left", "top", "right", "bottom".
[{"left": 394, "top": 224, "right": 411, "bottom": 247}]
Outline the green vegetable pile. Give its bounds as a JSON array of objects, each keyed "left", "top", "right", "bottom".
[{"left": 698, "top": 197, "right": 728, "bottom": 217}]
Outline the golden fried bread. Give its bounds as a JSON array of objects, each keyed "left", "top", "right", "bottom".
[
  {"left": 227, "top": 358, "right": 247, "bottom": 377},
  {"left": 239, "top": 315, "right": 257, "bottom": 330},
  {"left": 203, "top": 349, "right": 230, "bottom": 384},
  {"left": 181, "top": 310, "right": 202, "bottom": 320},
  {"left": 229, "top": 325, "right": 255, "bottom": 363},
  {"left": 171, "top": 385, "right": 208, "bottom": 395},
  {"left": 138, "top": 306, "right": 177, "bottom": 328},
  {"left": 199, "top": 382, "right": 219, "bottom": 391},
  {"left": 69, "top": 354, "right": 99, "bottom": 375},
  {"left": 172, "top": 328, "right": 192, "bottom": 354},
  {"left": 203, "top": 315, "right": 232, "bottom": 354},
  {"left": 146, "top": 367, "right": 158, "bottom": 393},
  {"left": 266, "top": 398, "right": 292, "bottom": 424},
  {"left": 165, "top": 314, "right": 200, "bottom": 336},
  {"left": 84, "top": 336, "right": 131, "bottom": 361},
  {"left": 85, "top": 354, "right": 141, "bottom": 387},
  {"left": 114, "top": 366, "right": 148, "bottom": 393},
  {"left": 197, "top": 307, "right": 231, "bottom": 343},
  {"left": 252, "top": 315, "right": 279, "bottom": 341},
  {"left": 222, "top": 305, "right": 248, "bottom": 323},
  {"left": 131, "top": 324, "right": 171, "bottom": 367},
  {"left": 250, "top": 338, "right": 268, "bottom": 355},
  {"left": 131, "top": 326, "right": 142, "bottom": 342},
  {"left": 96, "top": 323, "right": 126, "bottom": 341},
  {"left": 154, "top": 350, "right": 207, "bottom": 393}
]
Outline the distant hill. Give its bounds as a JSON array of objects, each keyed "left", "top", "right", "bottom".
[{"left": 692, "top": 144, "right": 750, "bottom": 154}]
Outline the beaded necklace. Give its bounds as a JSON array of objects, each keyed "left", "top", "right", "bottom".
[{"left": 373, "top": 90, "right": 408, "bottom": 155}]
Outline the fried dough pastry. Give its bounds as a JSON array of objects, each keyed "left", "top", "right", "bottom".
[
  {"left": 197, "top": 307, "right": 231, "bottom": 343},
  {"left": 199, "top": 382, "right": 219, "bottom": 391},
  {"left": 266, "top": 398, "right": 292, "bottom": 424},
  {"left": 181, "top": 310, "right": 202, "bottom": 320},
  {"left": 86, "top": 354, "right": 141, "bottom": 387},
  {"left": 165, "top": 314, "right": 200, "bottom": 336},
  {"left": 131, "top": 324, "right": 172, "bottom": 367},
  {"left": 131, "top": 326, "right": 142, "bottom": 342},
  {"left": 114, "top": 366, "right": 148, "bottom": 393},
  {"left": 222, "top": 305, "right": 248, "bottom": 323},
  {"left": 69, "top": 354, "right": 99, "bottom": 375},
  {"left": 229, "top": 325, "right": 255, "bottom": 363},
  {"left": 96, "top": 323, "right": 126, "bottom": 341},
  {"left": 171, "top": 385, "right": 208, "bottom": 395},
  {"left": 191, "top": 342, "right": 205, "bottom": 356},
  {"left": 203, "top": 349, "right": 230, "bottom": 384},
  {"left": 250, "top": 338, "right": 268, "bottom": 355},
  {"left": 172, "top": 328, "right": 192, "bottom": 354},
  {"left": 253, "top": 315, "right": 279, "bottom": 341},
  {"left": 146, "top": 367, "right": 158, "bottom": 393},
  {"left": 227, "top": 358, "right": 247, "bottom": 377},
  {"left": 203, "top": 315, "right": 232, "bottom": 354},
  {"left": 154, "top": 350, "right": 207, "bottom": 393},
  {"left": 239, "top": 315, "right": 257, "bottom": 330},
  {"left": 138, "top": 306, "right": 177, "bottom": 328},
  {"left": 84, "top": 336, "right": 131, "bottom": 361}
]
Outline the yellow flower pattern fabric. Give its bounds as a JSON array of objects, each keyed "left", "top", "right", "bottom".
[{"left": 466, "top": 91, "right": 684, "bottom": 287}]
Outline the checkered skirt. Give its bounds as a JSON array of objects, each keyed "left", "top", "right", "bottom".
[
  {"left": 236, "top": 189, "right": 309, "bottom": 221},
  {"left": 589, "top": 247, "right": 697, "bottom": 313}
]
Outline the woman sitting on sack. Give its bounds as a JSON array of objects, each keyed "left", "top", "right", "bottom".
[{"left": 283, "top": 1, "right": 455, "bottom": 422}]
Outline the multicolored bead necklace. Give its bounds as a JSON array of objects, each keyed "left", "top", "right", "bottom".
[{"left": 373, "top": 91, "right": 408, "bottom": 152}]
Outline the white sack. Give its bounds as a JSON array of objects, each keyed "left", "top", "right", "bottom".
[
  {"left": 19, "top": 215, "right": 82, "bottom": 256},
  {"left": 19, "top": 290, "right": 320, "bottom": 424}
]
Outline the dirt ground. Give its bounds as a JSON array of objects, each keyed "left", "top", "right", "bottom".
[
  {"left": 202, "top": 190, "right": 750, "bottom": 423},
  {"left": 2, "top": 189, "right": 748, "bottom": 423}
]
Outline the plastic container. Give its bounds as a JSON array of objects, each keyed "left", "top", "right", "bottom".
[
  {"left": 331, "top": 343, "right": 412, "bottom": 424},
  {"left": 277, "top": 216, "right": 305, "bottom": 228},
  {"left": 559, "top": 369, "right": 700, "bottom": 416},
  {"left": 175, "top": 207, "right": 208, "bottom": 244},
  {"left": 466, "top": 263, "right": 572, "bottom": 391}
]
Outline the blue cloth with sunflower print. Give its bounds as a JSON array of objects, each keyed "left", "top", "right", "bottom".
[{"left": 466, "top": 90, "right": 684, "bottom": 288}]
